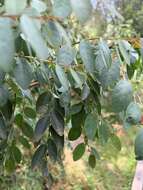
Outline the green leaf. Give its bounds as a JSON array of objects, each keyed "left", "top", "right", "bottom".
[
  {"left": 70, "top": 68, "right": 83, "bottom": 89},
  {"left": 47, "top": 139, "right": 57, "bottom": 161},
  {"left": 20, "top": 15, "right": 49, "bottom": 60},
  {"left": 112, "top": 80, "right": 133, "bottom": 112},
  {"left": 70, "top": 0, "right": 92, "bottom": 23},
  {"left": 68, "top": 126, "right": 82, "bottom": 141},
  {"left": 135, "top": 129, "right": 143, "bottom": 160},
  {"left": 0, "top": 85, "right": 9, "bottom": 107},
  {"left": 88, "top": 154, "right": 96, "bottom": 168},
  {"left": 98, "top": 60, "right": 120, "bottom": 89},
  {"left": 52, "top": 0, "right": 72, "bottom": 19},
  {"left": 118, "top": 40, "right": 133, "bottom": 65},
  {"left": 24, "top": 107, "right": 36, "bottom": 119},
  {"left": 57, "top": 45, "right": 76, "bottom": 66},
  {"left": 84, "top": 114, "right": 97, "bottom": 140},
  {"left": 0, "top": 114, "right": 7, "bottom": 140},
  {"left": 51, "top": 110, "right": 64, "bottom": 136},
  {"left": 13, "top": 58, "right": 33, "bottom": 90},
  {"left": 19, "top": 136, "right": 31, "bottom": 149},
  {"left": 0, "top": 18, "right": 15, "bottom": 72},
  {"left": 125, "top": 102, "right": 141, "bottom": 125},
  {"left": 34, "top": 114, "right": 50, "bottom": 142},
  {"left": 5, "top": 0, "right": 27, "bottom": 14},
  {"left": 99, "top": 121, "right": 109, "bottom": 145},
  {"left": 91, "top": 147, "right": 100, "bottom": 160},
  {"left": 36, "top": 92, "right": 52, "bottom": 114},
  {"left": 31, "top": 144, "right": 47, "bottom": 169},
  {"left": 55, "top": 65, "right": 70, "bottom": 92},
  {"left": 21, "top": 121, "right": 34, "bottom": 139},
  {"left": 31, "top": 0, "right": 47, "bottom": 13},
  {"left": 12, "top": 146, "right": 22, "bottom": 164},
  {"left": 95, "top": 40, "right": 112, "bottom": 74},
  {"left": 0, "top": 71, "right": 5, "bottom": 84},
  {"left": 110, "top": 134, "right": 121, "bottom": 152},
  {"left": 80, "top": 40, "right": 95, "bottom": 73},
  {"left": 5, "top": 155, "right": 15, "bottom": 173},
  {"left": 42, "top": 21, "right": 63, "bottom": 48},
  {"left": 73, "top": 143, "right": 85, "bottom": 161}
]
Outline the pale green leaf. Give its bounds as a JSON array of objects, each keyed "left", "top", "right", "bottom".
[
  {"left": 52, "top": 0, "right": 72, "bottom": 19},
  {"left": 70, "top": 0, "right": 92, "bottom": 23},
  {"left": 5, "top": 0, "right": 27, "bottom": 14},
  {"left": 0, "top": 18, "right": 15, "bottom": 72},
  {"left": 112, "top": 80, "right": 133, "bottom": 112},
  {"left": 80, "top": 40, "right": 95, "bottom": 73},
  {"left": 20, "top": 15, "right": 49, "bottom": 59}
]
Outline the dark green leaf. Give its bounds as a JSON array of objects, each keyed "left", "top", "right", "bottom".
[
  {"left": 0, "top": 114, "right": 7, "bottom": 140},
  {"left": 21, "top": 121, "right": 34, "bottom": 139},
  {"left": 5, "top": 155, "right": 15, "bottom": 173},
  {"left": 19, "top": 136, "right": 31, "bottom": 149},
  {"left": 12, "top": 146, "right": 22, "bottom": 164},
  {"left": 91, "top": 147, "right": 100, "bottom": 160},
  {"left": 34, "top": 114, "right": 50, "bottom": 142},
  {"left": 99, "top": 121, "right": 109, "bottom": 144},
  {"left": 47, "top": 139, "right": 57, "bottom": 161},
  {"left": 24, "top": 107, "right": 36, "bottom": 119},
  {"left": 51, "top": 110, "right": 64, "bottom": 136},
  {"left": 36, "top": 91, "right": 52, "bottom": 114},
  {"left": 68, "top": 126, "right": 82, "bottom": 141},
  {"left": 135, "top": 129, "right": 143, "bottom": 160},
  {"left": 73, "top": 143, "right": 85, "bottom": 161},
  {"left": 0, "top": 85, "right": 9, "bottom": 107},
  {"left": 88, "top": 154, "right": 96, "bottom": 168},
  {"left": 31, "top": 144, "right": 47, "bottom": 169}
]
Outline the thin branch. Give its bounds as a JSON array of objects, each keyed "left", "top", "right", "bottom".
[{"left": 0, "top": 14, "right": 62, "bottom": 21}]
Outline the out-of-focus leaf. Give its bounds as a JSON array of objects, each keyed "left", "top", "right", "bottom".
[
  {"left": 12, "top": 146, "right": 22, "bottom": 164},
  {"left": 24, "top": 107, "right": 36, "bottom": 119},
  {"left": 135, "top": 129, "right": 143, "bottom": 160},
  {"left": 0, "top": 114, "right": 7, "bottom": 140},
  {"left": 88, "top": 154, "right": 96, "bottom": 168},
  {"left": 19, "top": 136, "right": 31, "bottom": 149},
  {"left": 110, "top": 134, "right": 121, "bottom": 152},
  {"left": 125, "top": 102, "right": 141, "bottom": 125},
  {"left": 31, "top": 0, "right": 47, "bottom": 13},
  {"left": 112, "top": 80, "right": 133, "bottom": 112},
  {"left": 0, "top": 18, "right": 15, "bottom": 72},
  {"left": 70, "top": 0, "right": 92, "bottom": 23},
  {"left": 84, "top": 113, "right": 97, "bottom": 140},
  {"left": 52, "top": 0, "right": 72, "bottom": 19},
  {"left": 5, "top": 0, "right": 27, "bottom": 14},
  {"left": 0, "top": 85, "right": 9, "bottom": 107}
]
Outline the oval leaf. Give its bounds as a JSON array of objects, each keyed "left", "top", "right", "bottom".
[
  {"left": 112, "top": 80, "right": 133, "bottom": 112},
  {"left": 73, "top": 143, "right": 85, "bottom": 161}
]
